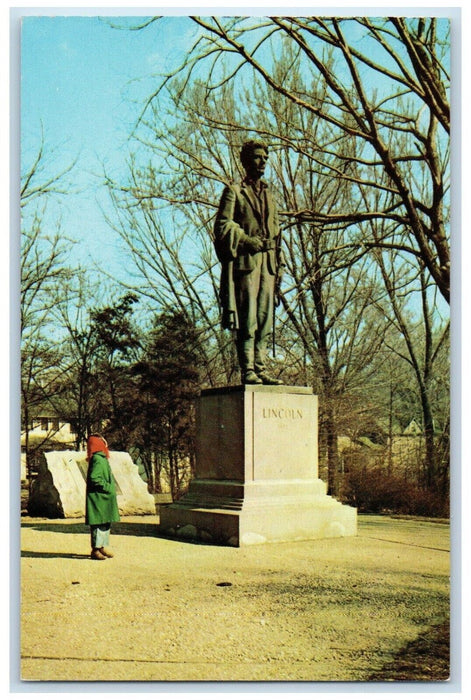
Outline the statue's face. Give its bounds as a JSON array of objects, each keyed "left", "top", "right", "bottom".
[{"left": 245, "top": 147, "right": 268, "bottom": 180}]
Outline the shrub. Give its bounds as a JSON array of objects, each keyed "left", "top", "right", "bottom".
[{"left": 340, "top": 465, "right": 449, "bottom": 518}]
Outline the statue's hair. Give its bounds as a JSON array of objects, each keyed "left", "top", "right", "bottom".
[{"left": 240, "top": 139, "right": 269, "bottom": 167}]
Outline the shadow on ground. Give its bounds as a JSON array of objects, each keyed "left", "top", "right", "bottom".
[
  {"left": 368, "top": 620, "right": 450, "bottom": 681},
  {"left": 21, "top": 551, "right": 90, "bottom": 559},
  {"left": 21, "top": 521, "right": 159, "bottom": 538},
  {"left": 20, "top": 519, "right": 223, "bottom": 546}
]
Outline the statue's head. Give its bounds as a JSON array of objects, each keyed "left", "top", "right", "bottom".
[{"left": 240, "top": 139, "right": 269, "bottom": 179}]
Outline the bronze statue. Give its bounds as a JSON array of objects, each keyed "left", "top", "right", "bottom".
[{"left": 214, "top": 140, "right": 284, "bottom": 385}]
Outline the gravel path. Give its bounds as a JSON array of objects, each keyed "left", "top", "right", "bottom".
[{"left": 19, "top": 514, "right": 450, "bottom": 683}]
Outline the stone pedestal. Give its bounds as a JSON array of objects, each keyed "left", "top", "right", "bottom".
[{"left": 159, "top": 385, "right": 357, "bottom": 546}]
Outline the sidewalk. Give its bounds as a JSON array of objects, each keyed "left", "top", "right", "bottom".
[{"left": 18, "top": 514, "right": 450, "bottom": 683}]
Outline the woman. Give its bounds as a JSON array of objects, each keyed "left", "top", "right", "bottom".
[{"left": 85, "top": 434, "right": 120, "bottom": 560}]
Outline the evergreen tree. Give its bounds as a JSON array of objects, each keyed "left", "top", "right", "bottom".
[{"left": 131, "top": 311, "right": 201, "bottom": 497}]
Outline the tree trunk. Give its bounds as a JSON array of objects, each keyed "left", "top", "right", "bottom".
[
  {"left": 325, "top": 405, "right": 339, "bottom": 496},
  {"left": 22, "top": 397, "right": 33, "bottom": 497},
  {"left": 388, "top": 380, "right": 394, "bottom": 475},
  {"left": 420, "top": 387, "right": 436, "bottom": 488}
]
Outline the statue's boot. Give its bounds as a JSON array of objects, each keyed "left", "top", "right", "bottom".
[
  {"left": 237, "top": 339, "right": 262, "bottom": 384},
  {"left": 254, "top": 337, "right": 282, "bottom": 385},
  {"left": 257, "top": 371, "right": 283, "bottom": 385}
]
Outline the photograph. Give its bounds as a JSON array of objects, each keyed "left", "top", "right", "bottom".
[{"left": 17, "top": 7, "right": 454, "bottom": 687}]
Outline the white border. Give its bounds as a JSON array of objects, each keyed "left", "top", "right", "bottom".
[{"left": 7, "top": 4, "right": 465, "bottom": 697}]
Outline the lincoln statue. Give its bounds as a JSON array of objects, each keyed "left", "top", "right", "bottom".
[{"left": 213, "top": 139, "right": 284, "bottom": 385}]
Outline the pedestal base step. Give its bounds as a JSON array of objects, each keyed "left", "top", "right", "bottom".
[{"left": 159, "top": 484, "right": 357, "bottom": 547}]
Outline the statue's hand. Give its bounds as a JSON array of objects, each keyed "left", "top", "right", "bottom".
[{"left": 245, "top": 236, "right": 264, "bottom": 253}]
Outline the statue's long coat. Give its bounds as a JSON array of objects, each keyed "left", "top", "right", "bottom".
[
  {"left": 213, "top": 181, "right": 282, "bottom": 330},
  {"left": 85, "top": 451, "right": 120, "bottom": 525}
]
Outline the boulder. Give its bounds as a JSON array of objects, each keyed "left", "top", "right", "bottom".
[{"left": 28, "top": 451, "right": 155, "bottom": 519}]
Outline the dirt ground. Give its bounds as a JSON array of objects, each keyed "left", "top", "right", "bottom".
[{"left": 17, "top": 514, "right": 451, "bottom": 685}]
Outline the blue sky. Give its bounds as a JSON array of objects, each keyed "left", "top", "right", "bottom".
[
  {"left": 19, "top": 11, "right": 455, "bottom": 290},
  {"left": 21, "top": 14, "right": 200, "bottom": 280},
  {"left": 21, "top": 14, "right": 198, "bottom": 162}
]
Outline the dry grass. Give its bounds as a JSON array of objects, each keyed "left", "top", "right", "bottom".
[
  {"left": 369, "top": 619, "right": 450, "bottom": 681},
  {"left": 20, "top": 515, "right": 450, "bottom": 682}
]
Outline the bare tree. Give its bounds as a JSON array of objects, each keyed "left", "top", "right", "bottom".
[
  {"left": 21, "top": 139, "right": 76, "bottom": 481},
  {"left": 144, "top": 16, "right": 450, "bottom": 302},
  {"left": 107, "top": 64, "right": 396, "bottom": 493},
  {"left": 370, "top": 236, "right": 449, "bottom": 488},
  {"left": 103, "top": 103, "right": 248, "bottom": 387},
  {"left": 51, "top": 271, "right": 117, "bottom": 449},
  {"left": 107, "top": 19, "right": 450, "bottom": 498},
  {"left": 21, "top": 133, "right": 76, "bottom": 209}
]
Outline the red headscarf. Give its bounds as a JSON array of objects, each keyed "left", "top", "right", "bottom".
[{"left": 86, "top": 434, "right": 110, "bottom": 461}]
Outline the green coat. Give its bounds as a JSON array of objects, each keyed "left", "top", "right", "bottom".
[{"left": 85, "top": 451, "right": 120, "bottom": 525}]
